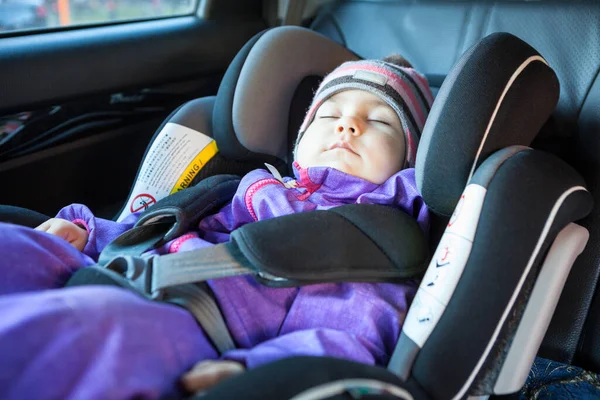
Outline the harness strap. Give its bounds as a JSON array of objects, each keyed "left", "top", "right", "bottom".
[
  {"left": 152, "top": 243, "right": 252, "bottom": 291},
  {"left": 163, "top": 283, "right": 236, "bottom": 353}
]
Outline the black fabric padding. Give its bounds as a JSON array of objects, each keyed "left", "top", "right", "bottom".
[
  {"left": 477, "top": 63, "right": 559, "bottom": 167},
  {"left": 411, "top": 150, "right": 592, "bottom": 399},
  {"left": 135, "top": 175, "right": 241, "bottom": 243},
  {"left": 230, "top": 204, "right": 428, "bottom": 286},
  {"left": 470, "top": 250, "right": 539, "bottom": 395},
  {"left": 330, "top": 205, "right": 429, "bottom": 271},
  {"left": 416, "top": 32, "right": 559, "bottom": 217},
  {"left": 197, "top": 356, "right": 429, "bottom": 400},
  {"left": 0, "top": 205, "right": 50, "bottom": 228}
]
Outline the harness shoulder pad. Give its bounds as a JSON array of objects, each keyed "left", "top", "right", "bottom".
[{"left": 230, "top": 203, "right": 429, "bottom": 286}]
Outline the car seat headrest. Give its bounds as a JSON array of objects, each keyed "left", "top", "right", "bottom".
[
  {"left": 213, "top": 27, "right": 359, "bottom": 163},
  {"left": 213, "top": 28, "right": 559, "bottom": 217},
  {"left": 415, "top": 32, "right": 560, "bottom": 217}
]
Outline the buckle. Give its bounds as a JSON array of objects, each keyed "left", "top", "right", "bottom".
[{"left": 104, "top": 255, "right": 163, "bottom": 300}]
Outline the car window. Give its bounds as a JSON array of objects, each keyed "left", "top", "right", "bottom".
[{"left": 0, "top": 0, "right": 198, "bottom": 33}]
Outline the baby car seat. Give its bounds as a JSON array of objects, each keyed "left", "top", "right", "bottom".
[{"left": 64, "top": 27, "right": 592, "bottom": 399}]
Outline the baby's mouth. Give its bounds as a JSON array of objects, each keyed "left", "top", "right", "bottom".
[{"left": 329, "top": 141, "right": 358, "bottom": 155}]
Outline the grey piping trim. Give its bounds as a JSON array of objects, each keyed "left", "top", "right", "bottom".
[
  {"left": 387, "top": 333, "right": 420, "bottom": 381},
  {"left": 470, "top": 146, "right": 529, "bottom": 189},
  {"left": 467, "top": 56, "right": 549, "bottom": 182},
  {"left": 451, "top": 186, "right": 588, "bottom": 400},
  {"left": 289, "top": 379, "right": 414, "bottom": 400}
]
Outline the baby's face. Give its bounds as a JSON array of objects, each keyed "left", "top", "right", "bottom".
[{"left": 295, "top": 89, "right": 406, "bottom": 184}]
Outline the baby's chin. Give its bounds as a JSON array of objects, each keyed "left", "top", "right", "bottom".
[{"left": 301, "top": 156, "right": 358, "bottom": 176}]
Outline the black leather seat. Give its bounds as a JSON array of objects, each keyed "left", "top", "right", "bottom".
[{"left": 310, "top": 0, "right": 600, "bottom": 372}]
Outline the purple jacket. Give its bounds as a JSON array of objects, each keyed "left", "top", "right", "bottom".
[{"left": 56, "top": 163, "right": 429, "bottom": 368}]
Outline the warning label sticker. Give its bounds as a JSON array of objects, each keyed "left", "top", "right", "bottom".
[{"left": 117, "top": 122, "right": 218, "bottom": 222}]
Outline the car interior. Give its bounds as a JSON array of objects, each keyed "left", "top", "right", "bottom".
[{"left": 1, "top": 0, "right": 600, "bottom": 399}]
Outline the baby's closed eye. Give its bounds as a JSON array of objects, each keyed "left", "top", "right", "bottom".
[{"left": 368, "top": 119, "right": 391, "bottom": 126}]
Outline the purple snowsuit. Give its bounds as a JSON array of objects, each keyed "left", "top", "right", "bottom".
[{"left": 0, "top": 163, "right": 429, "bottom": 399}]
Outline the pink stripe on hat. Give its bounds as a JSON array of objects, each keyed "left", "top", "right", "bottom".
[{"left": 406, "top": 68, "right": 435, "bottom": 105}]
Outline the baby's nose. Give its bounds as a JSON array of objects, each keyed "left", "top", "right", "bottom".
[{"left": 336, "top": 118, "right": 360, "bottom": 135}]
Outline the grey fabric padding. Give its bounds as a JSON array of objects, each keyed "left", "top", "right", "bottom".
[
  {"left": 470, "top": 146, "right": 529, "bottom": 189},
  {"left": 232, "top": 26, "right": 358, "bottom": 159},
  {"left": 169, "top": 96, "right": 215, "bottom": 137}
]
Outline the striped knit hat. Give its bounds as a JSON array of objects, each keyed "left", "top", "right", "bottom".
[{"left": 296, "top": 59, "right": 434, "bottom": 168}]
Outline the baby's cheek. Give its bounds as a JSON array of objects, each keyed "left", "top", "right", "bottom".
[
  {"left": 385, "top": 136, "right": 406, "bottom": 162},
  {"left": 375, "top": 142, "right": 405, "bottom": 175}
]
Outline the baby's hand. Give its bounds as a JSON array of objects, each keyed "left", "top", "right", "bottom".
[
  {"left": 35, "top": 218, "right": 89, "bottom": 252},
  {"left": 180, "top": 360, "right": 245, "bottom": 394}
]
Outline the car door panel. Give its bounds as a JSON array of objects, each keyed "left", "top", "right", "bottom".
[{"left": 0, "top": 9, "right": 267, "bottom": 218}]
